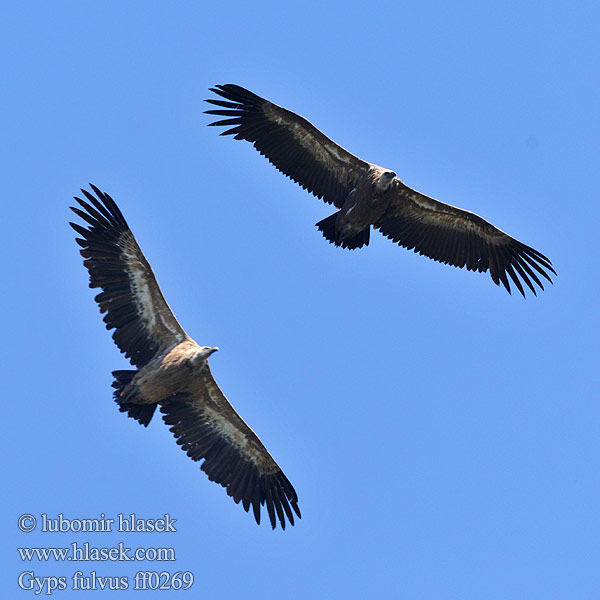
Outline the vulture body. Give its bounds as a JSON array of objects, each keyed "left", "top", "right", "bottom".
[
  {"left": 206, "top": 84, "right": 555, "bottom": 297},
  {"left": 70, "top": 185, "right": 300, "bottom": 529}
]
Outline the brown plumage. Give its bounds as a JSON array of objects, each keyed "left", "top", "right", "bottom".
[
  {"left": 206, "top": 84, "right": 555, "bottom": 297},
  {"left": 70, "top": 185, "right": 300, "bottom": 529}
]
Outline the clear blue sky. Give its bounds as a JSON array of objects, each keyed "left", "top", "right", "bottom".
[{"left": 3, "top": 1, "right": 599, "bottom": 598}]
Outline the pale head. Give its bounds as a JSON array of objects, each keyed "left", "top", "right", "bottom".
[
  {"left": 189, "top": 345, "right": 219, "bottom": 368},
  {"left": 198, "top": 346, "right": 219, "bottom": 358},
  {"left": 376, "top": 171, "right": 396, "bottom": 192}
]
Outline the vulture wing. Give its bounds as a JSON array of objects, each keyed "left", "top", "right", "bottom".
[
  {"left": 161, "top": 366, "right": 301, "bottom": 530},
  {"left": 375, "top": 184, "right": 555, "bottom": 296},
  {"left": 70, "top": 185, "right": 187, "bottom": 367},
  {"left": 205, "top": 83, "right": 369, "bottom": 208}
]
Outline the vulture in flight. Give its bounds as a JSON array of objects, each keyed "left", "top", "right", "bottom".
[
  {"left": 70, "top": 185, "right": 300, "bottom": 529},
  {"left": 206, "top": 84, "right": 555, "bottom": 297}
]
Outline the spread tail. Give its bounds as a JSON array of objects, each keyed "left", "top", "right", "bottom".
[
  {"left": 315, "top": 212, "right": 370, "bottom": 250},
  {"left": 111, "top": 370, "right": 156, "bottom": 427}
]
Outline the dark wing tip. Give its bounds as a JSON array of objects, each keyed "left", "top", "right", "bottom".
[
  {"left": 70, "top": 184, "right": 129, "bottom": 235},
  {"left": 479, "top": 241, "right": 555, "bottom": 298},
  {"left": 228, "top": 468, "right": 300, "bottom": 531},
  {"left": 207, "top": 83, "right": 265, "bottom": 107}
]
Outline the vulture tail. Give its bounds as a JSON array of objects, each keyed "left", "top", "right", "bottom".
[
  {"left": 315, "top": 212, "right": 370, "bottom": 250},
  {"left": 111, "top": 369, "right": 156, "bottom": 427}
]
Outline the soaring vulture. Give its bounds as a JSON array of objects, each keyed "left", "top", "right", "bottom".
[
  {"left": 206, "top": 84, "right": 555, "bottom": 297},
  {"left": 70, "top": 185, "right": 300, "bottom": 529}
]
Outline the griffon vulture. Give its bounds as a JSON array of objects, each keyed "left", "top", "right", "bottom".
[
  {"left": 70, "top": 185, "right": 300, "bottom": 529},
  {"left": 206, "top": 84, "right": 555, "bottom": 297}
]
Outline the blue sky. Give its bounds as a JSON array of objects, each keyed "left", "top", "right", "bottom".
[{"left": 3, "top": 1, "right": 599, "bottom": 598}]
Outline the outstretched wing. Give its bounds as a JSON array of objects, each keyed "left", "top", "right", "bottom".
[
  {"left": 375, "top": 185, "right": 555, "bottom": 296},
  {"left": 70, "top": 185, "right": 187, "bottom": 367},
  {"left": 160, "top": 367, "right": 301, "bottom": 530},
  {"left": 205, "top": 83, "right": 370, "bottom": 208}
]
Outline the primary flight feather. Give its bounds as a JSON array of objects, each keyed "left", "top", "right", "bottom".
[
  {"left": 70, "top": 185, "right": 300, "bottom": 529},
  {"left": 206, "top": 84, "right": 555, "bottom": 297}
]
